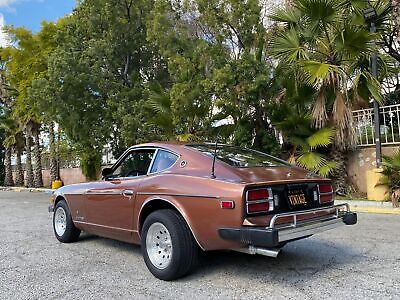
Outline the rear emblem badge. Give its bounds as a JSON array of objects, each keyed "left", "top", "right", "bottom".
[{"left": 286, "top": 172, "right": 292, "bottom": 178}]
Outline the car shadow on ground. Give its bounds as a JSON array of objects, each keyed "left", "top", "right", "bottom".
[
  {"left": 76, "top": 232, "right": 361, "bottom": 282},
  {"left": 186, "top": 238, "right": 362, "bottom": 282},
  {"left": 77, "top": 232, "right": 142, "bottom": 254}
]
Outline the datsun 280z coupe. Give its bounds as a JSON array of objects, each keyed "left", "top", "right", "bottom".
[{"left": 49, "top": 142, "right": 357, "bottom": 280}]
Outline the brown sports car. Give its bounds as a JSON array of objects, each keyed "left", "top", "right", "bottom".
[{"left": 49, "top": 142, "right": 357, "bottom": 280}]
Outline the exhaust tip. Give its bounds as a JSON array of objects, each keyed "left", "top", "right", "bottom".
[{"left": 234, "top": 246, "right": 281, "bottom": 258}]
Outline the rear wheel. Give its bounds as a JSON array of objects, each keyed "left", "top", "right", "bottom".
[
  {"left": 53, "top": 199, "right": 81, "bottom": 243},
  {"left": 141, "top": 209, "right": 198, "bottom": 280}
]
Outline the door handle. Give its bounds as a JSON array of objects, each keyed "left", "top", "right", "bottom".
[{"left": 122, "top": 189, "right": 135, "bottom": 197}]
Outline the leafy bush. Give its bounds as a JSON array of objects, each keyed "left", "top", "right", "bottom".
[
  {"left": 80, "top": 151, "right": 102, "bottom": 181},
  {"left": 379, "top": 149, "right": 400, "bottom": 207}
]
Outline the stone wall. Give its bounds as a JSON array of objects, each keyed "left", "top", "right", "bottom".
[
  {"left": 347, "top": 146, "right": 399, "bottom": 194},
  {"left": 42, "top": 168, "right": 87, "bottom": 187},
  {"left": 12, "top": 167, "right": 87, "bottom": 188}
]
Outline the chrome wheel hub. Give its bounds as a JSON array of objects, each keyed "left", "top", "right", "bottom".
[
  {"left": 54, "top": 207, "right": 67, "bottom": 236},
  {"left": 146, "top": 222, "right": 173, "bottom": 269}
]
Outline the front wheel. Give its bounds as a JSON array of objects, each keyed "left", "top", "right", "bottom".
[
  {"left": 141, "top": 209, "right": 199, "bottom": 280},
  {"left": 53, "top": 199, "right": 81, "bottom": 243}
]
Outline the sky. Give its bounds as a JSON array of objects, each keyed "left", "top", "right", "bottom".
[{"left": 0, "top": 0, "right": 76, "bottom": 47}]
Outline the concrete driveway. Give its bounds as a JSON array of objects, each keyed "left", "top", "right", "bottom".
[{"left": 0, "top": 191, "right": 399, "bottom": 299}]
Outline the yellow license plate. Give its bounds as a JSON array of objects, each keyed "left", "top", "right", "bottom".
[{"left": 288, "top": 192, "right": 306, "bottom": 206}]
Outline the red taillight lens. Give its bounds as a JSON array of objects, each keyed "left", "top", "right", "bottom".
[
  {"left": 246, "top": 188, "right": 273, "bottom": 214},
  {"left": 319, "top": 184, "right": 333, "bottom": 193},
  {"left": 247, "top": 202, "right": 269, "bottom": 213},
  {"left": 247, "top": 189, "right": 270, "bottom": 201},
  {"left": 318, "top": 184, "right": 334, "bottom": 203}
]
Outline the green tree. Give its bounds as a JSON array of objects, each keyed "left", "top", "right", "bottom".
[
  {"left": 148, "top": 0, "right": 280, "bottom": 154},
  {"left": 268, "top": 72, "right": 336, "bottom": 176},
  {"left": 1, "top": 25, "right": 56, "bottom": 187},
  {"left": 269, "top": 0, "right": 394, "bottom": 193},
  {"left": 33, "top": 0, "right": 168, "bottom": 178}
]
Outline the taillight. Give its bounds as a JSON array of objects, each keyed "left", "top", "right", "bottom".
[
  {"left": 246, "top": 188, "right": 274, "bottom": 214},
  {"left": 318, "top": 184, "right": 334, "bottom": 203}
]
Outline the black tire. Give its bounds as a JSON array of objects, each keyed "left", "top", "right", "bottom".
[
  {"left": 141, "top": 209, "right": 199, "bottom": 281},
  {"left": 53, "top": 199, "right": 81, "bottom": 243}
]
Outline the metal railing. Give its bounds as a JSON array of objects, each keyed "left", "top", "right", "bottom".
[{"left": 353, "top": 104, "right": 400, "bottom": 146}]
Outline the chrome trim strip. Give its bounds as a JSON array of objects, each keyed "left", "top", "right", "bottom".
[
  {"left": 85, "top": 190, "right": 123, "bottom": 195},
  {"left": 147, "top": 148, "right": 181, "bottom": 175},
  {"left": 74, "top": 220, "right": 138, "bottom": 233},
  {"left": 136, "top": 192, "right": 220, "bottom": 199},
  {"left": 147, "top": 149, "right": 159, "bottom": 174}
]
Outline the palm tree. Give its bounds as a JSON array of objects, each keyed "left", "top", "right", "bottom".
[
  {"left": 14, "top": 131, "right": 25, "bottom": 186},
  {"left": 269, "top": 0, "right": 390, "bottom": 193},
  {"left": 0, "top": 110, "right": 25, "bottom": 186},
  {"left": 4, "top": 130, "right": 25, "bottom": 186},
  {"left": 146, "top": 83, "right": 199, "bottom": 142},
  {"left": 3, "top": 147, "right": 14, "bottom": 186},
  {"left": 24, "top": 122, "right": 34, "bottom": 188},
  {"left": 32, "top": 122, "right": 43, "bottom": 188},
  {"left": 272, "top": 106, "right": 336, "bottom": 176},
  {"left": 48, "top": 122, "right": 58, "bottom": 185}
]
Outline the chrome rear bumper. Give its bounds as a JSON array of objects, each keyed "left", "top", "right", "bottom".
[
  {"left": 218, "top": 204, "right": 357, "bottom": 248},
  {"left": 271, "top": 204, "right": 356, "bottom": 242}
]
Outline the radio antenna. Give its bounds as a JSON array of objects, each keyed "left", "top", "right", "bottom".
[{"left": 210, "top": 116, "right": 234, "bottom": 179}]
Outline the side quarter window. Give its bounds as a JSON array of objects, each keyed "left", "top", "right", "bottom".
[{"left": 150, "top": 150, "right": 178, "bottom": 173}]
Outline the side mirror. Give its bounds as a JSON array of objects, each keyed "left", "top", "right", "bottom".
[{"left": 101, "top": 167, "right": 112, "bottom": 178}]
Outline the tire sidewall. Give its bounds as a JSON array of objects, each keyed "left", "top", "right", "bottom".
[
  {"left": 141, "top": 210, "right": 185, "bottom": 280},
  {"left": 53, "top": 200, "right": 77, "bottom": 243}
]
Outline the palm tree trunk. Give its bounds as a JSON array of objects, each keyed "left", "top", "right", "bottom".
[
  {"left": 33, "top": 128, "right": 43, "bottom": 188},
  {"left": 49, "top": 123, "right": 58, "bottom": 185},
  {"left": 329, "top": 147, "right": 349, "bottom": 196},
  {"left": 393, "top": 0, "right": 400, "bottom": 41},
  {"left": 15, "top": 147, "right": 24, "bottom": 186},
  {"left": 4, "top": 147, "right": 14, "bottom": 186},
  {"left": 25, "top": 134, "right": 34, "bottom": 188}
]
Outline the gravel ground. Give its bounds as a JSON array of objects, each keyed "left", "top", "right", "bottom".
[{"left": 0, "top": 191, "right": 399, "bottom": 300}]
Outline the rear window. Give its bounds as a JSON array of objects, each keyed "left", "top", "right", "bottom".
[{"left": 187, "top": 144, "right": 289, "bottom": 168}]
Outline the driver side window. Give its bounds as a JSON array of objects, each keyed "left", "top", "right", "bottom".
[{"left": 111, "top": 149, "right": 155, "bottom": 179}]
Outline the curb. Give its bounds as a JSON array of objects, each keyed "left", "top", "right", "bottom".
[
  {"left": 348, "top": 206, "right": 400, "bottom": 215},
  {"left": 0, "top": 186, "right": 53, "bottom": 193},
  {"left": 336, "top": 200, "right": 400, "bottom": 215}
]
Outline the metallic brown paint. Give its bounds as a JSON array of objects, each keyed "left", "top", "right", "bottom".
[{"left": 52, "top": 142, "right": 333, "bottom": 251}]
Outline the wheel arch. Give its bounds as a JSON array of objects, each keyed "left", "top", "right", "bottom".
[
  {"left": 54, "top": 195, "right": 66, "bottom": 206},
  {"left": 53, "top": 194, "right": 72, "bottom": 212},
  {"left": 138, "top": 198, "right": 205, "bottom": 250}
]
